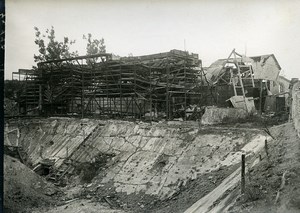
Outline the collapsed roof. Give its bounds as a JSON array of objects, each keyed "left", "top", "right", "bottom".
[{"left": 205, "top": 53, "right": 281, "bottom": 85}]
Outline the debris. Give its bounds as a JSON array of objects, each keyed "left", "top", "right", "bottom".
[
  {"left": 62, "top": 198, "right": 80, "bottom": 205},
  {"left": 4, "top": 154, "right": 57, "bottom": 212},
  {"left": 229, "top": 96, "right": 256, "bottom": 114},
  {"left": 103, "top": 196, "right": 115, "bottom": 208},
  {"left": 274, "top": 171, "right": 287, "bottom": 204},
  {"left": 4, "top": 86, "right": 300, "bottom": 212},
  {"left": 201, "top": 106, "right": 248, "bottom": 125},
  {"left": 44, "top": 187, "right": 57, "bottom": 196}
]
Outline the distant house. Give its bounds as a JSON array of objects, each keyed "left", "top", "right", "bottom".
[
  {"left": 264, "top": 75, "right": 290, "bottom": 112},
  {"left": 248, "top": 54, "right": 281, "bottom": 81},
  {"left": 247, "top": 55, "right": 291, "bottom": 112},
  {"left": 270, "top": 75, "right": 290, "bottom": 95},
  {"left": 205, "top": 54, "right": 281, "bottom": 85},
  {"left": 204, "top": 51, "right": 290, "bottom": 112}
]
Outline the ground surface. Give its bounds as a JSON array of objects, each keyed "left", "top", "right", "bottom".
[
  {"left": 4, "top": 154, "right": 127, "bottom": 213},
  {"left": 4, "top": 155, "right": 59, "bottom": 213},
  {"left": 5, "top": 117, "right": 299, "bottom": 213},
  {"left": 147, "top": 164, "right": 239, "bottom": 213},
  {"left": 227, "top": 122, "right": 300, "bottom": 213},
  {"left": 30, "top": 199, "right": 125, "bottom": 213}
]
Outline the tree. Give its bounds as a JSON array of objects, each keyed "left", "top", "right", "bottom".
[
  {"left": 83, "top": 33, "right": 106, "bottom": 55},
  {"left": 33, "top": 26, "right": 78, "bottom": 64},
  {"left": 4, "top": 80, "right": 25, "bottom": 100}
]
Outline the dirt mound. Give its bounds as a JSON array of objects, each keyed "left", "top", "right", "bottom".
[{"left": 4, "top": 154, "right": 59, "bottom": 212}]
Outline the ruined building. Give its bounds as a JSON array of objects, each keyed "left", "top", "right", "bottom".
[
  {"left": 11, "top": 49, "right": 289, "bottom": 120},
  {"left": 13, "top": 50, "right": 209, "bottom": 120}
]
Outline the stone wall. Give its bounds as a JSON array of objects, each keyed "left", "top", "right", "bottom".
[
  {"left": 201, "top": 107, "right": 248, "bottom": 125},
  {"left": 291, "top": 81, "right": 300, "bottom": 136}
]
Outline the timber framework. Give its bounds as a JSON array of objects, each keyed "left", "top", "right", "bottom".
[
  {"left": 14, "top": 50, "right": 215, "bottom": 120},
  {"left": 12, "top": 49, "right": 289, "bottom": 120}
]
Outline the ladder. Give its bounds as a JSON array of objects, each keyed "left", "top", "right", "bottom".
[{"left": 226, "top": 49, "right": 255, "bottom": 113}]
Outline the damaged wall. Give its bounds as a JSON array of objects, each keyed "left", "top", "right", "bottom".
[
  {"left": 200, "top": 107, "right": 248, "bottom": 125},
  {"left": 270, "top": 76, "right": 290, "bottom": 95},
  {"left": 291, "top": 81, "right": 300, "bottom": 136},
  {"left": 249, "top": 54, "right": 281, "bottom": 81}
]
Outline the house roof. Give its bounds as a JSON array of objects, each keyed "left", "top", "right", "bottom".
[
  {"left": 278, "top": 75, "right": 291, "bottom": 83},
  {"left": 249, "top": 54, "right": 281, "bottom": 70},
  {"left": 204, "top": 59, "right": 228, "bottom": 84}
]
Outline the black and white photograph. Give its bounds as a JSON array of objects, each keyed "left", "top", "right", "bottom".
[{"left": 2, "top": 0, "right": 300, "bottom": 212}]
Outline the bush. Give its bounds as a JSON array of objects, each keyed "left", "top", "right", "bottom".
[{"left": 243, "top": 182, "right": 262, "bottom": 202}]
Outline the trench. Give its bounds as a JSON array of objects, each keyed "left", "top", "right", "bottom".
[{"left": 4, "top": 118, "right": 270, "bottom": 212}]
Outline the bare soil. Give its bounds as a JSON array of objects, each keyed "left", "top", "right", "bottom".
[
  {"left": 4, "top": 155, "right": 60, "bottom": 213},
  {"left": 229, "top": 122, "right": 300, "bottom": 213},
  {"left": 5, "top": 117, "right": 296, "bottom": 213}
]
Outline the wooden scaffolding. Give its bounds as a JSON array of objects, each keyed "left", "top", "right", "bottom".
[{"left": 15, "top": 50, "right": 209, "bottom": 120}]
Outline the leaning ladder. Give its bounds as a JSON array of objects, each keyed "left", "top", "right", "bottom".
[{"left": 227, "top": 49, "right": 255, "bottom": 112}]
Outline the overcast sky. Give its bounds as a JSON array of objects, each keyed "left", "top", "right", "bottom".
[{"left": 5, "top": 0, "right": 300, "bottom": 80}]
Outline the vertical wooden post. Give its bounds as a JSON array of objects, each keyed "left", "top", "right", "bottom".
[
  {"left": 184, "top": 62, "right": 187, "bottom": 121},
  {"left": 230, "top": 68, "right": 237, "bottom": 96},
  {"left": 81, "top": 61, "right": 84, "bottom": 119},
  {"left": 106, "top": 64, "right": 108, "bottom": 116},
  {"left": 50, "top": 66, "right": 53, "bottom": 115},
  {"left": 109, "top": 97, "right": 111, "bottom": 116},
  {"left": 241, "top": 154, "right": 245, "bottom": 194},
  {"left": 18, "top": 71, "right": 21, "bottom": 114},
  {"left": 61, "top": 71, "right": 63, "bottom": 115},
  {"left": 134, "top": 64, "right": 137, "bottom": 119},
  {"left": 71, "top": 69, "right": 74, "bottom": 114},
  {"left": 39, "top": 84, "right": 42, "bottom": 115},
  {"left": 166, "top": 61, "right": 170, "bottom": 120},
  {"left": 259, "top": 79, "right": 263, "bottom": 115},
  {"left": 40, "top": 144, "right": 44, "bottom": 158},
  {"left": 248, "top": 169, "right": 251, "bottom": 182},
  {"left": 120, "top": 64, "right": 122, "bottom": 118},
  {"left": 265, "top": 139, "right": 269, "bottom": 158},
  {"left": 259, "top": 154, "right": 262, "bottom": 161},
  {"left": 150, "top": 66, "right": 152, "bottom": 121},
  {"left": 131, "top": 96, "right": 133, "bottom": 119}
]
